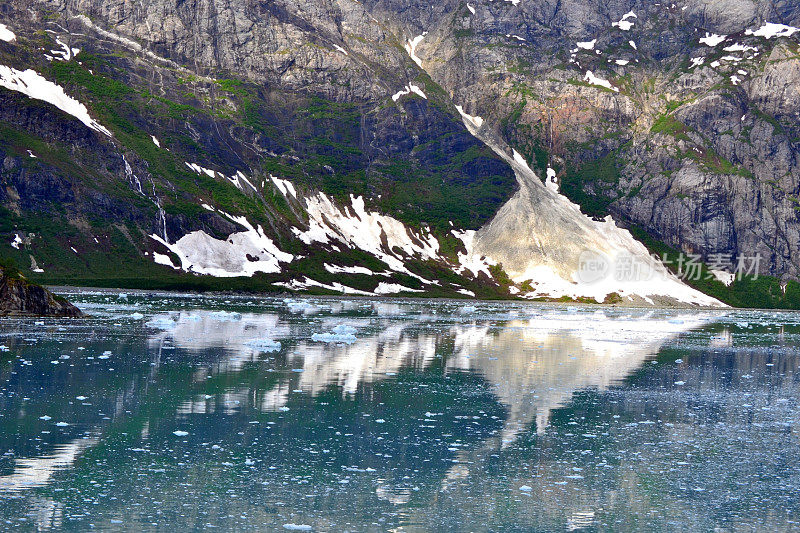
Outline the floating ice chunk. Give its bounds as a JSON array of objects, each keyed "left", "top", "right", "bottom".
[
  {"left": 55, "top": 422, "right": 69, "bottom": 427},
  {"left": 699, "top": 33, "right": 726, "bottom": 46},
  {"left": 146, "top": 316, "right": 177, "bottom": 329},
  {"left": 519, "top": 485, "right": 532, "bottom": 491},
  {"left": 745, "top": 22, "right": 799, "bottom": 39},
  {"left": 76, "top": 396, "right": 87, "bottom": 401},
  {"left": 209, "top": 310, "right": 242, "bottom": 321},
  {"left": 311, "top": 331, "right": 357, "bottom": 344},
  {"left": 39, "top": 415, "right": 51, "bottom": 421},
  {"left": 332, "top": 324, "right": 357, "bottom": 335},
  {"left": 375, "top": 419, "right": 386, "bottom": 423},
  {"left": 584, "top": 71, "right": 619, "bottom": 92},
  {"left": 283, "top": 525, "right": 312, "bottom": 531},
  {"left": 245, "top": 338, "right": 282, "bottom": 352},
  {"left": 173, "top": 430, "right": 189, "bottom": 437},
  {"left": 674, "top": 381, "right": 686, "bottom": 385},
  {"left": 0, "top": 23, "right": 15, "bottom": 42},
  {"left": 0, "top": 65, "right": 111, "bottom": 136}
]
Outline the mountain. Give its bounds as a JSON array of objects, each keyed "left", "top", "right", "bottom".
[{"left": 0, "top": 0, "right": 799, "bottom": 307}]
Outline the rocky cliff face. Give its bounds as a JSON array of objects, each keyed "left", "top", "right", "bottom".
[
  {"left": 0, "top": 269, "right": 83, "bottom": 316},
  {"left": 0, "top": 0, "right": 799, "bottom": 306}
]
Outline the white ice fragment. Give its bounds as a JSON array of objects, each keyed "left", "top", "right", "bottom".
[
  {"left": 129, "top": 312, "right": 144, "bottom": 319},
  {"left": 245, "top": 338, "right": 282, "bottom": 352},
  {"left": 55, "top": 422, "right": 69, "bottom": 427},
  {"left": 519, "top": 485, "right": 532, "bottom": 491},
  {"left": 576, "top": 39, "right": 597, "bottom": 50},
  {"left": 39, "top": 415, "right": 51, "bottom": 421},
  {"left": 283, "top": 526, "right": 312, "bottom": 531},
  {"left": 173, "top": 430, "right": 189, "bottom": 437},
  {"left": 0, "top": 66, "right": 111, "bottom": 136},
  {"left": 629, "top": 40, "right": 637, "bottom": 50}
]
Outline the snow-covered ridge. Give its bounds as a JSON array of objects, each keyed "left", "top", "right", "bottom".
[{"left": 0, "top": 65, "right": 111, "bottom": 136}]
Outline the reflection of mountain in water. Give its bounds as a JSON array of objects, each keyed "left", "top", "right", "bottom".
[{"left": 148, "top": 303, "right": 717, "bottom": 443}]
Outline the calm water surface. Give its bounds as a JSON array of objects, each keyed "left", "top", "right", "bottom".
[{"left": 0, "top": 291, "right": 798, "bottom": 531}]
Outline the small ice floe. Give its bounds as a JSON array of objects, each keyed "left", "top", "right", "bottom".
[
  {"left": 129, "top": 312, "right": 144, "bottom": 320},
  {"left": 98, "top": 351, "right": 112, "bottom": 359},
  {"left": 209, "top": 310, "right": 242, "bottom": 321},
  {"left": 283, "top": 525, "right": 312, "bottom": 531},
  {"left": 39, "top": 415, "right": 51, "bottom": 421},
  {"left": 55, "top": 422, "right": 69, "bottom": 427},
  {"left": 674, "top": 381, "right": 686, "bottom": 386},
  {"left": 76, "top": 396, "right": 87, "bottom": 401},
  {"left": 312, "top": 324, "right": 358, "bottom": 344},
  {"left": 519, "top": 485, "right": 532, "bottom": 492},
  {"left": 173, "top": 430, "right": 189, "bottom": 437},
  {"left": 146, "top": 316, "right": 178, "bottom": 329},
  {"left": 245, "top": 338, "right": 282, "bottom": 352}
]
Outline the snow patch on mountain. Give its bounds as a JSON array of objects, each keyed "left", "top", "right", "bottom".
[
  {"left": 0, "top": 23, "right": 16, "bottom": 42},
  {"left": 150, "top": 212, "right": 293, "bottom": 277},
  {"left": 0, "top": 66, "right": 111, "bottom": 136},
  {"left": 452, "top": 108, "right": 725, "bottom": 307}
]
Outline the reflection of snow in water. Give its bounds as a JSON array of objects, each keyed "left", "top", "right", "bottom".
[
  {"left": 147, "top": 304, "right": 717, "bottom": 436},
  {"left": 0, "top": 438, "right": 98, "bottom": 493}
]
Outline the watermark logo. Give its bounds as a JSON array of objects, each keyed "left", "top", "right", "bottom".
[
  {"left": 575, "top": 251, "right": 761, "bottom": 283},
  {"left": 577, "top": 250, "right": 610, "bottom": 284}
]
